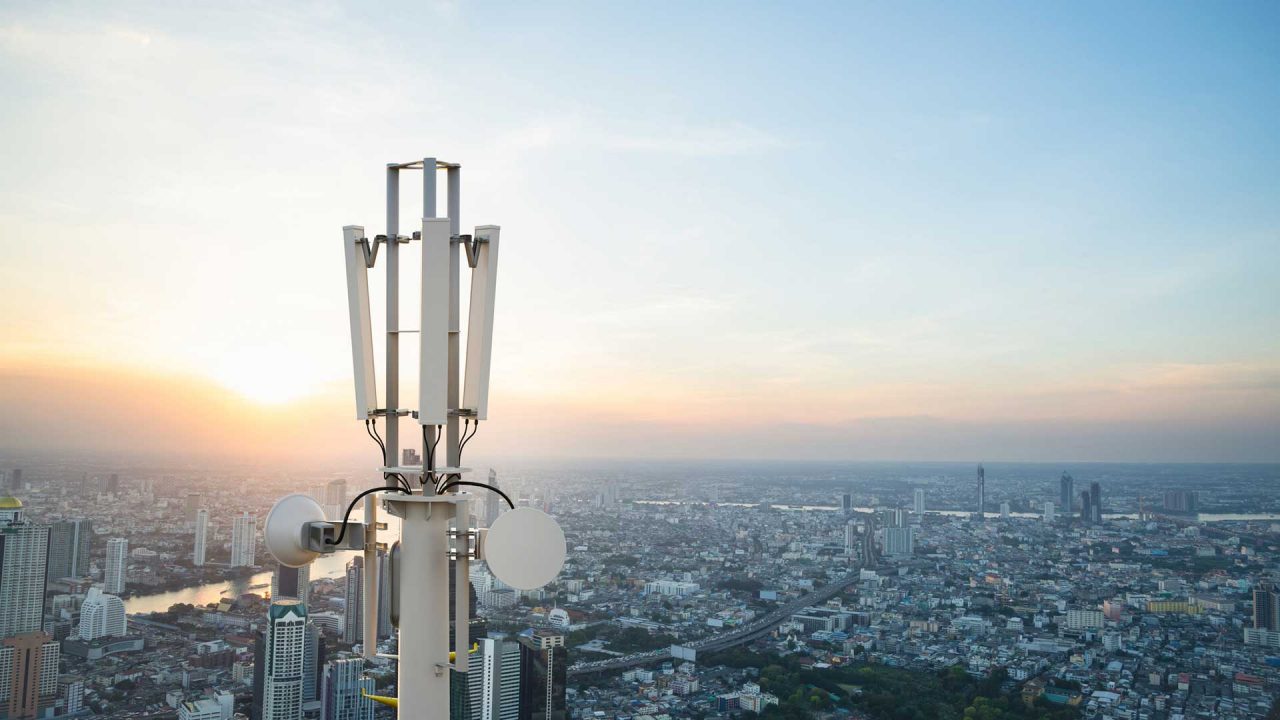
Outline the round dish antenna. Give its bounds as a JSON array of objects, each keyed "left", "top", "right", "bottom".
[
  {"left": 483, "top": 507, "right": 565, "bottom": 590},
  {"left": 265, "top": 493, "right": 326, "bottom": 567}
]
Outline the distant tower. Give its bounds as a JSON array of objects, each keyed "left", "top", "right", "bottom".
[
  {"left": 999, "top": 501, "right": 1011, "bottom": 518},
  {"left": 322, "top": 657, "right": 375, "bottom": 720},
  {"left": 231, "top": 513, "right": 257, "bottom": 567},
  {"left": 47, "top": 519, "right": 92, "bottom": 581},
  {"left": 262, "top": 599, "right": 308, "bottom": 720},
  {"left": 518, "top": 630, "right": 568, "bottom": 720},
  {"left": 840, "top": 492, "right": 852, "bottom": 515},
  {"left": 1254, "top": 582, "right": 1279, "bottom": 631},
  {"left": 325, "top": 480, "right": 348, "bottom": 510},
  {"left": 104, "top": 537, "right": 128, "bottom": 595},
  {"left": 1089, "top": 481, "right": 1102, "bottom": 524},
  {"left": 912, "top": 489, "right": 925, "bottom": 515},
  {"left": 105, "top": 474, "right": 120, "bottom": 495},
  {"left": 1059, "top": 472, "right": 1074, "bottom": 514},
  {"left": 0, "top": 497, "right": 50, "bottom": 637},
  {"left": 193, "top": 509, "right": 209, "bottom": 566},
  {"left": 1043, "top": 501, "right": 1055, "bottom": 523},
  {"left": 975, "top": 465, "right": 985, "bottom": 521},
  {"left": 343, "top": 557, "right": 364, "bottom": 645},
  {"left": 1080, "top": 490, "right": 1092, "bottom": 524},
  {"left": 483, "top": 470, "right": 503, "bottom": 528},
  {"left": 844, "top": 520, "right": 857, "bottom": 557},
  {"left": 272, "top": 563, "right": 312, "bottom": 603}
]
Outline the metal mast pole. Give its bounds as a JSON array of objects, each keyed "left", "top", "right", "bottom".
[
  {"left": 365, "top": 165, "right": 399, "bottom": 660},
  {"left": 446, "top": 164, "right": 470, "bottom": 675}
]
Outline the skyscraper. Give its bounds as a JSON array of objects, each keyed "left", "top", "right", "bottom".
[
  {"left": 883, "top": 527, "right": 915, "bottom": 558},
  {"left": 105, "top": 474, "right": 120, "bottom": 495},
  {"left": 272, "top": 563, "right": 311, "bottom": 603},
  {"left": 840, "top": 492, "right": 852, "bottom": 514},
  {"left": 0, "top": 496, "right": 58, "bottom": 720},
  {"left": 1254, "top": 582, "right": 1279, "bottom": 631},
  {"left": 0, "top": 497, "right": 49, "bottom": 638},
  {"left": 1080, "top": 490, "right": 1092, "bottom": 524},
  {"left": 1164, "top": 490, "right": 1199, "bottom": 514},
  {"left": 484, "top": 470, "right": 503, "bottom": 529},
  {"left": 468, "top": 637, "right": 522, "bottom": 720},
  {"left": 999, "top": 501, "right": 1011, "bottom": 518},
  {"left": 1043, "top": 501, "right": 1055, "bottom": 522},
  {"left": 0, "top": 632, "right": 59, "bottom": 719},
  {"left": 47, "top": 519, "right": 92, "bottom": 581},
  {"left": 517, "top": 630, "right": 567, "bottom": 720},
  {"left": 193, "top": 509, "right": 208, "bottom": 567},
  {"left": 302, "top": 621, "right": 324, "bottom": 705},
  {"left": 231, "top": 513, "right": 257, "bottom": 567},
  {"left": 262, "top": 599, "right": 308, "bottom": 720},
  {"left": 975, "top": 465, "right": 985, "bottom": 521},
  {"left": 843, "top": 520, "right": 857, "bottom": 556},
  {"left": 912, "top": 489, "right": 925, "bottom": 514},
  {"left": 104, "top": 538, "right": 128, "bottom": 595},
  {"left": 343, "top": 557, "right": 364, "bottom": 645},
  {"left": 78, "top": 587, "right": 127, "bottom": 641},
  {"left": 1089, "top": 481, "right": 1102, "bottom": 524},
  {"left": 1059, "top": 472, "right": 1074, "bottom": 514},
  {"left": 322, "top": 657, "right": 375, "bottom": 720},
  {"left": 325, "top": 480, "right": 348, "bottom": 511}
]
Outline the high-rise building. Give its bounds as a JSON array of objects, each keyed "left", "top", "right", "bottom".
[
  {"left": 1080, "top": 490, "right": 1092, "bottom": 523},
  {"left": 104, "top": 537, "right": 128, "bottom": 595},
  {"left": 272, "top": 563, "right": 311, "bottom": 603},
  {"left": 1254, "top": 582, "right": 1279, "bottom": 631},
  {"left": 47, "top": 519, "right": 92, "bottom": 581},
  {"left": 105, "top": 474, "right": 120, "bottom": 495},
  {"left": 912, "top": 489, "right": 925, "bottom": 515},
  {"left": 231, "top": 513, "right": 257, "bottom": 567},
  {"left": 484, "top": 470, "right": 503, "bottom": 529},
  {"left": 883, "top": 527, "right": 914, "bottom": 558},
  {"left": 999, "top": 501, "right": 1011, "bottom": 518},
  {"left": 840, "top": 492, "right": 852, "bottom": 514},
  {"left": 1059, "top": 472, "right": 1074, "bottom": 513},
  {"left": 343, "top": 557, "right": 364, "bottom": 645},
  {"left": 1089, "top": 481, "right": 1102, "bottom": 524},
  {"left": 178, "top": 693, "right": 233, "bottom": 720},
  {"left": 975, "top": 465, "right": 985, "bottom": 521},
  {"left": 325, "top": 480, "right": 348, "bottom": 510},
  {"left": 468, "top": 636, "right": 522, "bottom": 720},
  {"left": 1043, "top": 501, "right": 1055, "bottom": 523},
  {"left": 321, "top": 657, "right": 375, "bottom": 720},
  {"left": 0, "top": 497, "right": 49, "bottom": 640},
  {"left": 77, "top": 587, "right": 127, "bottom": 641},
  {"left": 184, "top": 493, "right": 202, "bottom": 520},
  {"left": 262, "top": 599, "right": 308, "bottom": 720},
  {"left": 377, "top": 550, "right": 393, "bottom": 639},
  {"left": 194, "top": 509, "right": 209, "bottom": 566},
  {"left": 517, "top": 629, "right": 567, "bottom": 720},
  {"left": 1164, "top": 490, "right": 1199, "bottom": 514},
  {"left": 843, "top": 521, "right": 857, "bottom": 556},
  {"left": 0, "top": 632, "right": 60, "bottom": 719},
  {"left": 302, "top": 621, "right": 324, "bottom": 705}
]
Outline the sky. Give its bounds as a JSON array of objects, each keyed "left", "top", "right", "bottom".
[{"left": 1, "top": 1, "right": 1277, "bottom": 465}]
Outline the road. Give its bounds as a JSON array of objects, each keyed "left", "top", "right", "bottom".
[{"left": 567, "top": 567, "right": 865, "bottom": 677}]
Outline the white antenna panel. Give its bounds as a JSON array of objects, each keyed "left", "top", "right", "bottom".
[
  {"left": 418, "top": 218, "right": 451, "bottom": 425},
  {"left": 463, "top": 225, "right": 500, "bottom": 420},
  {"left": 343, "top": 225, "right": 377, "bottom": 419}
]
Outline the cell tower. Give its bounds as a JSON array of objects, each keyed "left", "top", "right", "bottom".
[{"left": 264, "top": 158, "right": 565, "bottom": 719}]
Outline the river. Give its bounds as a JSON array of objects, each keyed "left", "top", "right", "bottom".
[{"left": 632, "top": 500, "right": 1280, "bottom": 523}]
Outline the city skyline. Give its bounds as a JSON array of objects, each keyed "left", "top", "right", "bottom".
[{"left": 1, "top": 1, "right": 1278, "bottom": 464}]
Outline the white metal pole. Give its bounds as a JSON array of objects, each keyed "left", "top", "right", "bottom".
[
  {"left": 445, "top": 165, "right": 470, "bottom": 677},
  {"left": 365, "top": 165, "right": 399, "bottom": 659},
  {"left": 388, "top": 496, "right": 454, "bottom": 719},
  {"left": 423, "top": 158, "right": 438, "bottom": 485}
]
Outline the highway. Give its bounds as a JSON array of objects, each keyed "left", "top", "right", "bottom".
[{"left": 567, "top": 566, "right": 864, "bottom": 677}]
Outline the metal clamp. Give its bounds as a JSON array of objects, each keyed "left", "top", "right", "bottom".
[
  {"left": 304, "top": 520, "right": 365, "bottom": 553},
  {"left": 446, "top": 528, "right": 479, "bottom": 560},
  {"left": 452, "top": 234, "right": 490, "bottom": 268}
]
